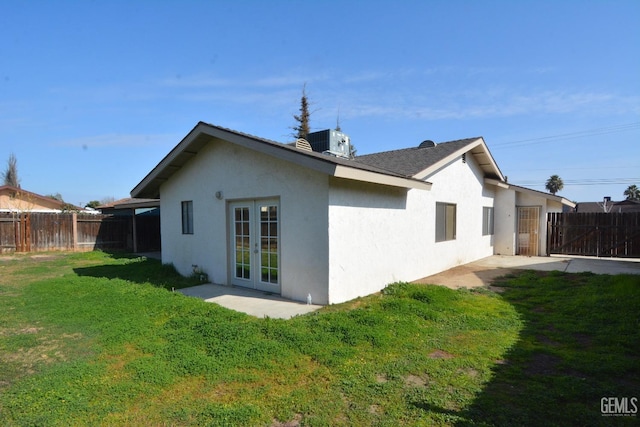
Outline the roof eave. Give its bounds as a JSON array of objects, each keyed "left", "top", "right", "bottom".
[
  {"left": 484, "top": 177, "right": 507, "bottom": 187},
  {"left": 334, "top": 165, "right": 432, "bottom": 190},
  {"left": 131, "top": 122, "right": 428, "bottom": 198},
  {"left": 488, "top": 179, "right": 576, "bottom": 208},
  {"left": 412, "top": 138, "right": 505, "bottom": 181}
]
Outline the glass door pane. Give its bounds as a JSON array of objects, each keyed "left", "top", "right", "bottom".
[
  {"left": 259, "top": 204, "right": 279, "bottom": 284},
  {"left": 234, "top": 207, "right": 251, "bottom": 280}
]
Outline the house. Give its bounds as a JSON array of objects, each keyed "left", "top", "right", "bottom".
[
  {"left": 131, "top": 122, "right": 575, "bottom": 305},
  {"left": 575, "top": 197, "right": 640, "bottom": 213},
  {"left": 0, "top": 185, "right": 80, "bottom": 212}
]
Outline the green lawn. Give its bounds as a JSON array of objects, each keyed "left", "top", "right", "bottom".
[{"left": 0, "top": 252, "right": 638, "bottom": 426}]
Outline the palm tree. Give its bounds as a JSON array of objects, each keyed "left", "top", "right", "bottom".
[
  {"left": 624, "top": 184, "right": 640, "bottom": 201},
  {"left": 545, "top": 175, "right": 564, "bottom": 195}
]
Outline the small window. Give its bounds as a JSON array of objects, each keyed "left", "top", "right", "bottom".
[
  {"left": 181, "top": 201, "right": 193, "bottom": 234},
  {"left": 436, "top": 202, "right": 456, "bottom": 242},
  {"left": 483, "top": 207, "right": 494, "bottom": 236}
]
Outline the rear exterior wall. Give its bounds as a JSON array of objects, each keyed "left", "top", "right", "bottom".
[
  {"left": 159, "top": 140, "right": 331, "bottom": 304},
  {"left": 327, "top": 153, "right": 495, "bottom": 304}
]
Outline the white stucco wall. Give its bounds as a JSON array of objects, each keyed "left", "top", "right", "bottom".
[
  {"left": 156, "top": 136, "right": 563, "bottom": 305},
  {"left": 494, "top": 187, "right": 565, "bottom": 256},
  {"left": 160, "top": 140, "right": 331, "bottom": 304},
  {"left": 494, "top": 187, "right": 517, "bottom": 255},
  {"left": 327, "top": 153, "right": 496, "bottom": 304}
]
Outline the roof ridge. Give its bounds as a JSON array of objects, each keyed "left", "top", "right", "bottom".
[{"left": 357, "top": 136, "right": 482, "bottom": 158}]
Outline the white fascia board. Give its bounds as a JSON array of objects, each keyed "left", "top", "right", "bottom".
[
  {"left": 499, "top": 181, "right": 577, "bottom": 208},
  {"left": 132, "top": 122, "right": 432, "bottom": 197},
  {"left": 485, "top": 178, "right": 509, "bottom": 188},
  {"left": 413, "top": 138, "right": 504, "bottom": 181},
  {"left": 199, "top": 125, "right": 430, "bottom": 189},
  {"left": 131, "top": 124, "right": 205, "bottom": 197},
  {"left": 334, "top": 165, "right": 432, "bottom": 190},
  {"left": 225, "top": 134, "right": 338, "bottom": 175},
  {"left": 472, "top": 139, "right": 505, "bottom": 181},
  {"left": 412, "top": 138, "right": 483, "bottom": 180}
]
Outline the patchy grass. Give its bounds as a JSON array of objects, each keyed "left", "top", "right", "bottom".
[
  {"left": 0, "top": 252, "right": 638, "bottom": 426},
  {"left": 460, "top": 270, "right": 640, "bottom": 426}
]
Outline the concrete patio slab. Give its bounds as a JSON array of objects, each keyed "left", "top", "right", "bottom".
[
  {"left": 415, "top": 255, "right": 640, "bottom": 290},
  {"left": 178, "top": 284, "right": 322, "bottom": 319},
  {"left": 178, "top": 255, "right": 639, "bottom": 317}
]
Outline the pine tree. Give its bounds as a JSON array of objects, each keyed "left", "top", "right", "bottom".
[
  {"left": 2, "top": 153, "right": 20, "bottom": 187},
  {"left": 292, "top": 84, "right": 311, "bottom": 139}
]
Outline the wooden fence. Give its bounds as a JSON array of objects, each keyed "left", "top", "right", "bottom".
[
  {"left": 0, "top": 212, "right": 160, "bottom": 253},
  {"left": 547, "top": 212, "right": 640, "bottom": 258}
]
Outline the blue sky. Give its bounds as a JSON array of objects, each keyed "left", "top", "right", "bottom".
[{"left": 1, "top": 0, "right": 638, "bottom": 206}]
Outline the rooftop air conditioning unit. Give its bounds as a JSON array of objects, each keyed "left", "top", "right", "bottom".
[{"left": 306, "top": 129, "right": 351, "bottom": 159}]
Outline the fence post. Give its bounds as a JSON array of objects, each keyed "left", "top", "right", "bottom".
[
  {"left": 14, "top": 215, "right": 19, "bottom": 252},
  {"left": 72, "top": 212, "right": 78, "bottom": 251},
  {"left": 132, "top": 208, "right": 138, "bottom": 253}
]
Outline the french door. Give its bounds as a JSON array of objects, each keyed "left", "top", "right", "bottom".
[
  {"left": 229, "top": 199, "right": 280, "bottom": 293},
  {"left": 517, "top": 206, "right": 540, "bottom": 256}
]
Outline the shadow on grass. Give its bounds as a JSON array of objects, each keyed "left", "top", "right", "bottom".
[
  {"left": 74, "top": 252, "right": 201, "bottom": 290},
  {"left": 427, "top": 270, "right": 640, "bottom": 426}
]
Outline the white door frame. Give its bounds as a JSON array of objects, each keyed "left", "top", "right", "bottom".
[{"left": 228, "top": 198, "right": 281, "bottom": 294}]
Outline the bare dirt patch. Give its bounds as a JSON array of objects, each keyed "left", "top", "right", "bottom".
[
  {"left": 525, "top": 353, "right": 561, "bottom": 376},
  {"left": 29, "top": 254, "right": 62, "bottom": 262},
  {"left": 271, "top": 413, "right": 302, "bottom": 427},
  {"left": 428, "top": 349, "right": 454, "bottom": 359},
  {"left": 457, "top": 367, "right": 479, "bottom": 379},
  {"left": 375, "top": 373, "right": 388, "bottom": 383},
  {"left": 0, "top": 329, "right": 84, "bottom": 379},
  {"left": 414, "top": 265, "right": 518, "bottom": 290},
  {"left": 404, "top": 374, "right": 429, "bottom": 387},
  {"left": 368, "top": 404, "right": 382, "bottom": 415}
]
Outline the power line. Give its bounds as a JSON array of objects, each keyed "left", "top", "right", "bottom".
[
  {"left": 492, "top": 122, "right": 640, "bottom": 150},
  {"left": 517, "top": 178, "right": 639, "bottom": 187},
  {"left": 513, "top": 165, "right": 637, "bottom": 172}
]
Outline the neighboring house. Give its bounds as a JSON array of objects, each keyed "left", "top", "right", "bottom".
[
  {"left": 0, "top": 185, "right": 79, "bottom": 212},
  {"left": 575, "top": 198, "right": 640, "bottom": 213},
  {"left": 131, "top": 122, "right": 575, "bottom": 305}
]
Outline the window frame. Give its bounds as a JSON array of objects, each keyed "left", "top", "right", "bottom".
[
  {"left": 435, "top": 202, "right": 457, "bottom": 242},
  {"left": 181, "top": 200, "right": 194, "bottom": 234},
  {"left": 482, "top": 206, "right": 494, "bottom": 236}
]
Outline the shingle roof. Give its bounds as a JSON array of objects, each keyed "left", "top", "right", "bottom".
[
  {"left": 132, "top": 122, "right": 433, "bottom": 198},
  {"left": 353, "top": 138, "right": 482, "bottom": 176},
  {"left": 575, "top": 200, "right": 640, "bottom": 213}
]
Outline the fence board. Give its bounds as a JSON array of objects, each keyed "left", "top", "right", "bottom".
[
  {"left": 0, "top": 212, "right": 159, "bottom": 253},
  {"left": 547, "top": 212, "right": 640, "bottom": 257}
]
